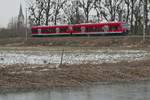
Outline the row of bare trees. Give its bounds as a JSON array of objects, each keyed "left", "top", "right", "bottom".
[{"left": 27, "top": 0, "right": 150, "bottom": 34}]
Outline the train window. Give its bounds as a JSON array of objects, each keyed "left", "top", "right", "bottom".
[
  {"left": 85, "top": 27, "right": 89, "bottom": 32},
  {"left": 32, "top": 29, "right": 38, "bottom": 33},
  {"left": 110, "top": 26, "right": 118, "bottom": 31},
  {"left": 91, "top": 27, "right": 95, "bottom": 32},
  {"left": 86, "top": 27, "right": 94, "bottom": 32},
  {"left": 81, "top": 27, "right": 86, "bottom": 32},
  {"left": 73, "top": 27, "right": 81, "bottom": 32},
  {"left": 56, "top": 28, "right": 60, "bottom": 33},
  {"left": 102, "top": 25, "right": 109, "bottom": 32},
  {"left": 60, "top": 27, "right": 68, "bottom": 33},
  {"left": 96, "top": 27, "right": 103, "bottom": 32},
  {"left": 48, "top": 28, "right": 56, "bottom": 33},
  {"left": 41, "top": 29, "right": 49, "bottom": 33},
  {"left": 41, "top": 29, "right": 44, "bottom": 33},
  {"left": 38, "top": 29, "right": 41, "bottom": 34}
]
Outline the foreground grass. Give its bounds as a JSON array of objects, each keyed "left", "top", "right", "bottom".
[{"left": 0, "top": 60, "right": 150, "bottom": 93}]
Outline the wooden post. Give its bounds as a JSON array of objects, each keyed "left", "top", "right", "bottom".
[{"left": 59, "top": 49, "right": 64, "bottom": 67}]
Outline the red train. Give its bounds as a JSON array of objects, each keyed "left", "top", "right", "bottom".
[{"left": 31, "top": 22, "right": 129, "bottom": 37}]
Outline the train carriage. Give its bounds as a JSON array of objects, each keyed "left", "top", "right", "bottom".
[{"left": 31, "top": 22, "right": 129, "bottom": 37}]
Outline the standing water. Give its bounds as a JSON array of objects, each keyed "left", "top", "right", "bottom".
[{"left": 0, "top": 82, "right": 150, "bottom": 100}]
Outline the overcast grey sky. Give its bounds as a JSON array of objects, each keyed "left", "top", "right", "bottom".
[{"left": 0, "top": 0, "right": 26, "bottom": 28}]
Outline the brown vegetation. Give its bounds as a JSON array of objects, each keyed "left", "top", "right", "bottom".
[
  {"left": 0, "top": 36, "right": 150, "bottom": 93},
  {"left": 0, "top": 59, "right": 150, "bottom": 93},
  {"left": 0, "top": 36, "right": 150, "bottom": 48}
]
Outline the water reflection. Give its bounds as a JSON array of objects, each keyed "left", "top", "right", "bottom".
[{"left": 0, "top": 82, "right": 150, "bottom": 100}]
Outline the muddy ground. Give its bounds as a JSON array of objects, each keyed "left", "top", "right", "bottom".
[
  {"left": 0, "top": 36, "right": 150, "bottom": 93},
  {"left": 0, "top": 60, "right": 150, "bottom": 93}
]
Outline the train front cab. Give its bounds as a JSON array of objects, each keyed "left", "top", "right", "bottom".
[{"left": 121, "top": 22, "right": 129, "bottom": 35}]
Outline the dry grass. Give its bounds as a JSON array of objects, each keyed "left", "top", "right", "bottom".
[
  {"left": 0, "top": 36, "right": 150, "bottom": 48},
  {"left": 0, "top": 36, "right": 150, "bottom": 93},
  {"left": 0, "top": 59, "right": 150, "bottom": 92}
]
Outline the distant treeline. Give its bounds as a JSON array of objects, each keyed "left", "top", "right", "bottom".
[{"left": 0, "top": 28, "right": 30, "bottom": 38}]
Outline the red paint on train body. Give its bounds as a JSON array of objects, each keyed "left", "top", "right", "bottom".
[{"left": 31, "top": 22, "right": 129, "bottom": 37}]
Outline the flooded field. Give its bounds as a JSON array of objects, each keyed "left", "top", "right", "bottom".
[
  {"left": 0, "top": 81, "right": 150, "bottom": 100},
  {"left": 0, "top": 50, "right": 150, "bottom": 65}
]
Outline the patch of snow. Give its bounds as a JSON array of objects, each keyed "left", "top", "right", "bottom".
[
  {"left": 0, "top": 50, "right": 149, "bottom": 66},
  {"left": 40, "top": 69, "right": 50, "bottom": 72}
]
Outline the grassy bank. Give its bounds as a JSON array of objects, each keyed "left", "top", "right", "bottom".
[
  {"left": 0, "top": 59, "right": 150, "bottom": 93},
  {"left": 0, "top": 36, "right": 150, "bottom": 48}
]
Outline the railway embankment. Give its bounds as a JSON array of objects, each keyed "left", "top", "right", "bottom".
[{"left": 0, "top": 36, "right": 150, "bottom": 48}]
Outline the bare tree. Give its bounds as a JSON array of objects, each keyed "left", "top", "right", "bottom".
[
  {"left": 94, "top": 0, "right": 104, "bottom": 22},
  {"left": 62, "top": 1, "right": 76, "bottom": 24},
  {"left": 143, "top": 0, "right": 148, "bottom": 33},
  {"left": 63, "top": 1, "right": 84, "bottom": 24},
  {"left": 79, "top": 0, "right": 95, "bottom": 22},
  {"left": 28, "top": 0, "right": 45, "bottom": 26},
  {"left": 43, "top": 0, "right": 53, "bottom": 25},
  {"left": 102, "top": 0, "right": 124, "bottom": 21},
  {"left": 52, "top": 0, "right": 67, "bottom": 25},
  {"left": 133, "top": 0, "right": 143, "bottom": 34},
  {"left": 130, "top": 0, "right": 138, "bottom": 33},
  {"left": 124, "top": 0, "right": 130, "bottom": 22}
]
